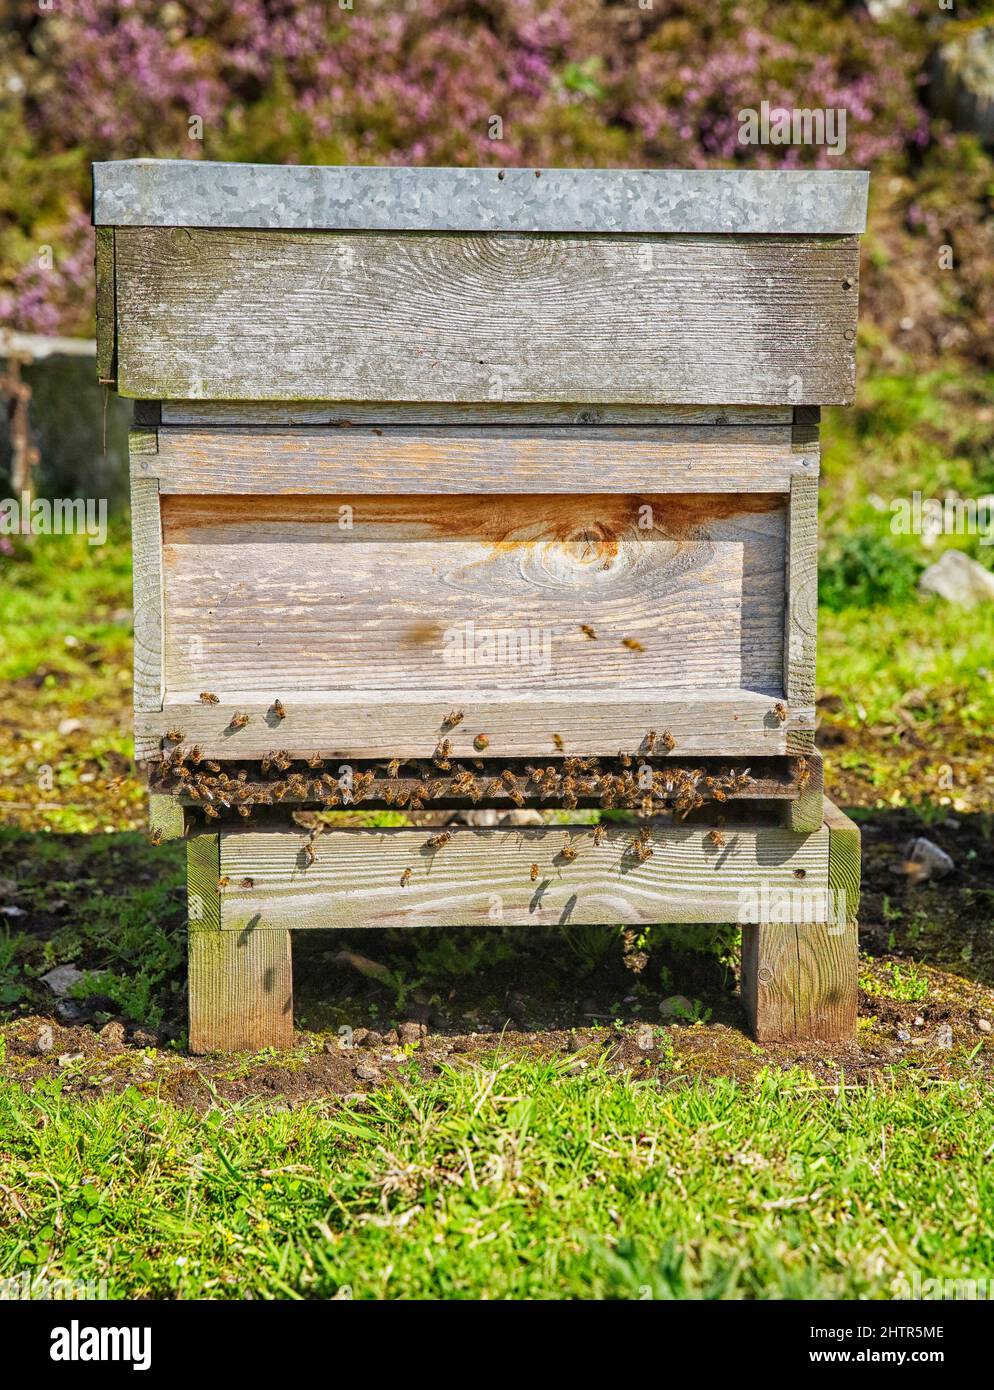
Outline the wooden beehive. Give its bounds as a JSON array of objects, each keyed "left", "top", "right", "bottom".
[{"left": 94, "top": 162, "right": 868, "bottom": 1049}]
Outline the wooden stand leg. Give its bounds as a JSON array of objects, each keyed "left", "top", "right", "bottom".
[
  {"left": 741, "top": 802, "right": 860, "bottom": 1042},
  {"left": 186, "top": 831, "right": 293, "bottom": 1053},
  {"left": 188, "top": 928, "right": 294, "bottom": 1054},
  {"left": 741, "top": 921, "right": 857, "bottom": 1042}
]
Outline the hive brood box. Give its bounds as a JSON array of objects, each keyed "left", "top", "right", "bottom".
[{"left": 94, "top": 161, "right": 868, "bottom": 1050}]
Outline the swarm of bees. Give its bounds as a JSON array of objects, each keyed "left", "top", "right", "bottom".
[{"left": 151, "top": 736, "right": 755, "bottom": 831}]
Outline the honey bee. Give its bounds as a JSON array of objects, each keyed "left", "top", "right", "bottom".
[
  {"left": 306, "top": 753, "right": 324, "bottom": 769},
  {"left": 552, "top": 733, "right": 565, "bottom": 752},
  {"left": 203, "top": 802, "right": 220, "bottom": 819},
  {"left": 217, "top": 876, "right": 231, "bottom": 889},
  {"left": 164, "top": 729, "right": 184, "bottom": 743},
  {"left": 228, "top": 712, "right": 250, "bottom": 730},
  {"left": 644, "top": 730, "right": 657, "bottom": 754},
  {"left": 387, "top": 758, "right": 402, "bottom": 777},
  {"left": 473, "top": 733, "right": 489, "bottom": 751},
  {"left": 426, "top": 831, "right": 452, "bottom": 851},
  {"left": 797, "top": 756, "right": 811, "bottom": 789},
  {"left": 237, "top": 804, "right": 252, "bottom": 818},
  {"left": 433, "top": 739, "right": 452, "bottom": 770},
  {"left": 199, "top": 692, "right": 219, "bottom": 704},
  {"left": 148, "top": 827, "right": 163, "bottom": 846},
  {"left": 530, "top": 863, "right": 539, "bottom": 882},
  {"left": 706, "top": 829, "right": 726, "bottom": 848},
  {"left": 272, "top": 699, "right": 287, "bottom": 720},
  {"left": 772, "top": 702, "right": 788, "bottom": 723},
  {"left": 304, "top": 843, "right": 316, "bottom": 866},
  {"left": 629, "top": 827, "right": 653, "bottom": 862},
  {"left": 593, "top": 823, "right": 606, "bottom": 847},
  {"left": 442, "top": 710, "right": 464, "bottom": 729},
  {"left": 239, "top": 877, "right": 254, "bottom": 888},
  {"left": 580, "top": 624, "right": 597, "bottom": 640},
  {"left": 622, "top": 637, "right": 645, "bottom": 652},
  {"left": 559, "top": 834, "right": 577, "bottom": 863},
  {"left": 401, "top": 867, "right": 412, "bottom": 887},
  {"left": 189, "top": 745, "right": 204, "bottom": 765},
  {"left": 661, "top": 730, "right": 676, "bottom": 752}
]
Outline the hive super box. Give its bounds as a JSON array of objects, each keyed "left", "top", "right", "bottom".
[{"left": 93, "top": 162, "right": 867, "bottom": 1051}]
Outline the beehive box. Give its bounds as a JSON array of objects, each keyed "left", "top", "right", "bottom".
[
  {"left": 93, "top": 162, "right": 868, "bottom": 1048},
  {"left": 95, "top": 163, "right": 866, "bottom": 772}
]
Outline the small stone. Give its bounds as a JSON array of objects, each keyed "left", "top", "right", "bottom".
[
  {"left": 919, "top": 550, "right": 994, "bottom": 608},
  {"left": 55, "top": 998, "right": 90, "bottom": 1025},
  {"left": 355, "top": 1061, "right": 380, "bottom": 1082},
  {"left": 0, "top": 905, "right": 27, "bottom": 919},
  {"left": 35, "top": 1027, "right": 55, "bottom": 1055},
  {"left": 635, "top": 1024, "right": 655, "bottom": 1051},
  {"left": 935, "top": 1022, "right": 954, "bottom": 1050},
  {"left": 360, "top": 1030, "right": 384, "bottom": 1049},
  {"left": 397, "top": 1021, "right": 426, "bottom": 1046},
  {"left": 57, "top": 717, "right": 84, "bottom": 736},
  {"left": 57, "top": 1052, "right": 84, "bottom": 1067},
  {"left": 381, "top": 1028, "right": 399, "bottom": 1046},
  {"left": 659, "top": 995, "right": 693, "bottom": 1020},
  {"left": 40, "top": 964, "right": 85, "bottom": 997},
  {"left": 97, "top": 1021, "right": 125, "bottom": 1050},
  {"left": 897, "top": 1027, "right": 911, "bottom": 1043},
  {"left": 977, "top": 1018, "right": 992, "bottom": 1033},
  {"left": 506, "top": 991, "right": 527, "bottom": 1021},
  {"left": 903, "top": 837, "right": 955, "bottom": 882},
  {"left": 913, "top": 1015, "right": 925, "bottom": 1027}
]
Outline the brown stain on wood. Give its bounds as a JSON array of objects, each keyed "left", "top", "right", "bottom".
[{"left": 161, "top": 492, "right": 783, "bottom": 549}]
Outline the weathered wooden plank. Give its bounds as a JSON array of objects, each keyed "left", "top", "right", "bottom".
[
  {"left": 148, "top": 792, "right": 186, "bottom": 841},
  {"left": 826, "top": 800, "right": 861, "bottom": 926},
  {"left": 784, "top": 471, "right": 819, "bottom": 716},
  {"left": 741, "top": 798, "right": 859, "bottom": 1040},
  {"left": 129, "top": 449, "right": 163, "bottom": 713},
  {"left": 188, "top": 928, "right": 294, "bottom": 1053},
  {"left": 94, "top": 228, "right": 116, "bottom": 385},
  {"left": 160, "top": 402, "right": 794, "bottom": 427},
  {"left": 135, "top": 691, "right": 813, "bottom": 763},
  {"left": 740, "top": 920, "right": 857, "bottom": 1042},
  {"left": 216, "top": 820, "right": 830, "bottom": 931},
  {"left": 782, "top": 750, "right": 824, "bottom": 833},
  {"left": 156, "top": 491, "right": 787, "bottom": 700},
  {"left": 114, "top": 229, "right": 860, "bottom": 404},
  {"left": 186, "top": 831, "right": 220, "bottom": 933},
  {"left": 149, "top": 425, "right": 812, "bottom": 495}
]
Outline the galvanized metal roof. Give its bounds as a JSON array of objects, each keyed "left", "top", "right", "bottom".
[{"left": 93, "top": 161, "right": 868, "bottom": 234}]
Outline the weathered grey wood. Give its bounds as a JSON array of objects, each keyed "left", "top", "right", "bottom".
[
  {"left": 188, "top": 927, "right": 293, "bottom": 1053},
  {"left": 136, "top": 691, "right": 812, "bottom": 763},
  {"left": 95, "top": 228, "right": 116, "bottom": 385},
  {"left": 187, "top": 829, "right": 294, "bottom": 1052},
  {"left": 160, "top": 402, "right": 793, "bottom": 427},
  {"left": 114, "top": 229, "right": 860, "bottom": 404},
  {"left": 129, "top": 445, "right": 163, "bottom": 713},
  {"left": 148, "top": 792, "right": 186, "bottom": 841},
  {"left": 826, "top": 800, "right": 861, "bottom": 926},
  {"left": 740, "top": 920, "right": 857, "bottom": 1042},
  {"left": 784, "top": 472, "right": 819, "bottom": 746},
  {"left": 781, "top": 750, "right": 824, "bottom": 833},
  {"left": 155, "top": 490, "right": 786, "bottom": 699},
  {"left": 145, "top": 424, "right": 813, "bottom": 495},
  {"left": 94, "top": 162, "right": 870, "bottom": 234},
  {"left": 741, "top": 798, "right": 859, "bottom": 1040},
  {"left": 215, "top": 820, "right": 830, "bottom": 931}
]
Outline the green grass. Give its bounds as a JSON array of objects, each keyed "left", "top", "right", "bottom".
[{"left": 2, "top": 1061, "right": 992, "bottom": 1299}]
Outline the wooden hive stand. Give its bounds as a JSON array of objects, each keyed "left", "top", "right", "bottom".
[{"left": 95, "top": 162, "right": 869, "bottom": 1052}]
